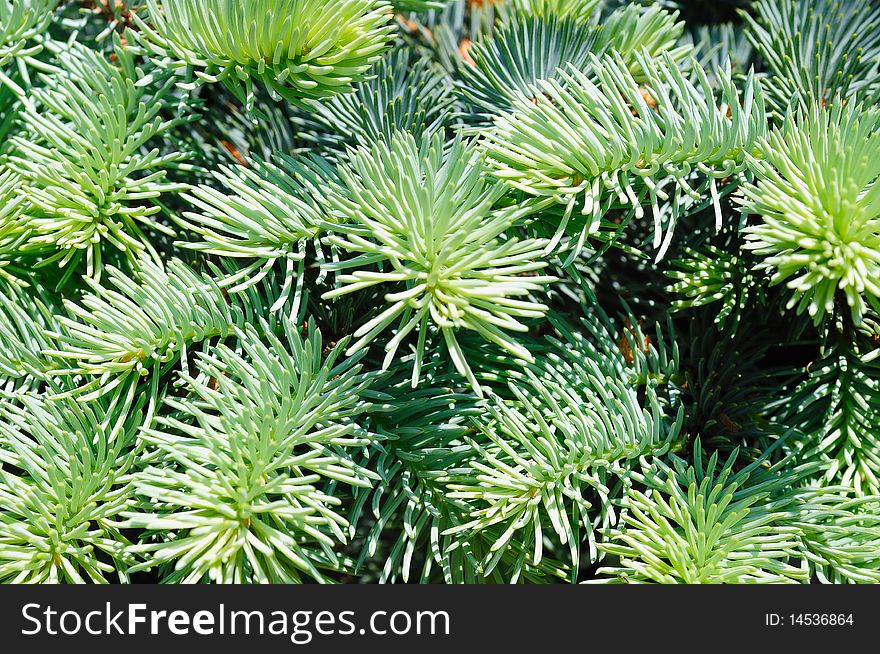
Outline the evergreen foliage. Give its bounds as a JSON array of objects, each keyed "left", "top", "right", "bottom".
[
  {"left": 8, "top": 39, "right": 189, "bottom": 281},
  {"left": 0, "top": 0, "right": 878, "bottom": 585}
]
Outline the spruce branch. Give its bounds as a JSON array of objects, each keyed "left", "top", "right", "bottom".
[
  {"left": 794, "top": 491, "right": 880, "bottom": 584},
  {"left": 133, "top": 0, "right": 396, "bottom": 112},
  {"left": 666, "top": 244, "right": 756, "bottom": 330},
  {"left": 323, "top": 130, "right": 555, "bottom": 394},
  {"left": 296, "top": 46, "right": 456, "bottom": 159},
  {"left": 46, "top": 257, "right": 242, "bottom": 399},
  {"left": 595, "top": 441, "right": 814, "bottom": 584},
  {"left": 481, "top": 50, "right": 766, "bottom": 262},
  {"left": 457, "top": 13, "right": 600, "bottom": 126},
  {"left": 177, "top": 153, "right": 340, "bottom": 315},
  {"left": 124, "top": 318, "right": 379, "bottom": 583},
  {"left": 0, "top": 0, "right": 878, "bottom": 587},
  {"left": 743, "top": 0, "right": 880, "bottom": 115},
  {"left": 0, "top": 278, "right": 64, "bottom": 387},
  {"left": 593, "top": 5, "right": 691, "bottom": 84},
  {"left": 352, "top": 355, "right": 572, "bottom": 583},
  {"left": 741, "top": 101, "right": 880, "bottom": 324},
  {"left": 781, "top": 339, "right": 880, "bottom": 495},
  {"left": 688, "top": 22, "right": 755, "bottom": 83},
  {"left": 0, "top": 383, "right": 149, "bottom": 583},
  {"left": 0, "top": 0, "right": 55, "bottom": 94},
  {"left": 8, "top": 38, "right": 190, "bottom": 282},
  {"left": 0, "top": 169, "right": 28, "bottom": 284},
  {"left": 351, "top": 362, "right": 482, "bottom": 582},
  {"left": 444, "top": 308, "right": 684, "bottom": 581}
]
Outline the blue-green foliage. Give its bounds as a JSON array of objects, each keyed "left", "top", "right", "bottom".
[{"left": 0, "top": 0, "right": 878, "bottom": 585}]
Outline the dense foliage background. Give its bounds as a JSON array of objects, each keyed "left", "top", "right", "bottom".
[{"left": 0, "top": 0, "right": 879, "bottom": 584}]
